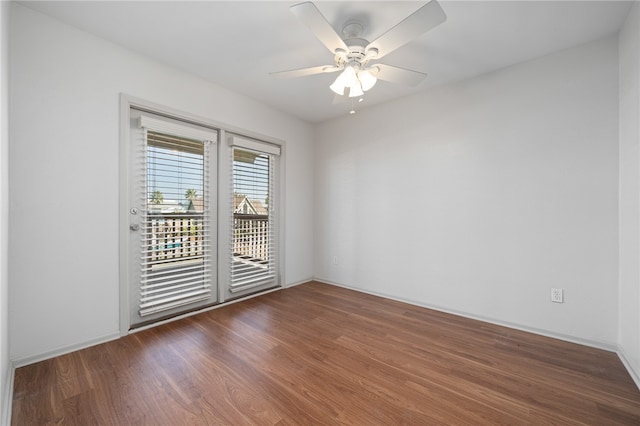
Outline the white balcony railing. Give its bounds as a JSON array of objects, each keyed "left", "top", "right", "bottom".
[
  {"left": 143, "top": 213, "right": 270, "bottom": 265},
  {"left": 233, "top": 214, "right": 270, "bottom": 263},
  {"left": 144, "top": 214, "right": 206, "bottom": 264}
]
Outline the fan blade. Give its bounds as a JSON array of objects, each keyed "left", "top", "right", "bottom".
[
  {"left": 375, "top": 64, "right": 427, "bottom": 86},
  {"left": 270, "top": 65, "right": 341, "bottom": 79},
  {"left": 366, "top": 0, "right": 446, "bottom": 59},
  {"left": 290, "top": 2, "right": 348, "bottom": 54}
]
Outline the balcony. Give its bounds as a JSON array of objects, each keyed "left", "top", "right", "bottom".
[
  {"left": 143, "top": 213, "right": 271, "bottom": 272},
  {"left": 233, "top": 214, "right": 270, "bottom": 263},
  {"left": 144, "top": 213, "right": 207, "bottom": 265},
  {"left": 231, "top": 214, "right": 273, "bottom": 289}
]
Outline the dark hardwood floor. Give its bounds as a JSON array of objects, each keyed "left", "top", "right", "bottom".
[{"left": 12, "top": 281, "right": 640, "bottom": 425}]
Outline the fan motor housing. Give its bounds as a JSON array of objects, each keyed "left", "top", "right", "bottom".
[{"left": 335, "top": 37, "right": 370, "bottom": 67}]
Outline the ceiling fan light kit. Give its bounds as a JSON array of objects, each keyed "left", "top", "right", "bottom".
[
  {"left": 329, "top": 63, "right": 378, "bottom": 97},
  {"left": 271, "top": 0, "right": 447, "bottom": 109},
  {"left": 358, "top": 68, "right": 379, "bottom": 91}
]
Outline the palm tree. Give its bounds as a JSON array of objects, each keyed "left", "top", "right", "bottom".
[
  {"left": 151, "top": 190, "right": 163, "bottom": 204},
  {"left": 185, "top": 188, "right": 198, "bottom": 201}
]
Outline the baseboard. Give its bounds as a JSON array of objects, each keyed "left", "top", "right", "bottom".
[
  {"left": 11, "top": 331, "right": 121, "bottom": 369},
  {"left": 1, "top": 362, "right": 13, "bottom": 426},
  {"left": 314, "top": 277, "right": 617, "bottom": 353},
  {"left": 617, "top": 346, "right": 640, "bottom": 391},
  {"left": 285, "top": 277, "right": 314, "bottom": 288}
]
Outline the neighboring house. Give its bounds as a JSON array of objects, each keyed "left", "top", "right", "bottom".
[
  {"left": 147, "top": 199, "right": 186, "bottom": 214},
  {"left": 234, "top": 195, "right": 267, "bottom": 215},
  {"left": 147, "top": 195, "right": 263, "bottom": 215},
  {"left": 146, "top": 197, "right": 205, "bottom": 214},
  {"left": 185, "top": 196, "right": 204, "bottom": 213}
]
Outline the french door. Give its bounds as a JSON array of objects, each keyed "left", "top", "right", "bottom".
[
  {"left": 226, "top": 137, "right": 281, "bottom": 298},
  {"left": 123, "top": 103, "right": 283, "bottom": 330},
  {"left": 128, "top": 109, "right": 218, "bottom": 327}
]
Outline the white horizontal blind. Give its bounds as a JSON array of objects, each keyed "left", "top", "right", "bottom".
[
  {"left": 139, "top": 129, "right": 214, "bottom": 316},
  {"left": 230, "top": 139, "right": 279, "bottom": 292}
]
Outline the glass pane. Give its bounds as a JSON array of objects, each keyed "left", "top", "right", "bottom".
[
  {"left": 231, "top": 148, "right": 274, "bottom": 289},
  {"left": 140, "top": 131, "right": 210, "bottom": 316}
]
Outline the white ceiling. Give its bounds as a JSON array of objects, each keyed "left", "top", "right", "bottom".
[{"left": 21, "top": 1, "right": 633, "bottom": 123}]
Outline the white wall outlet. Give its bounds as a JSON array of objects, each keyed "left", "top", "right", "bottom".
[
  {"left": 551, "top": 288, "right": 564, "bottom": 303},
  {"left": 332, "top": 256, "right": 338, "bottom": 265}
]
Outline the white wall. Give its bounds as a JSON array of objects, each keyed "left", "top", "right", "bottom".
[
  {"left": 0, "top": 0, "right": 10, "bottom": 421},
  {"left": 314, "top": 36, "right": 620, "bottom": 348},
  {"left": 9, "top": 4, "right": 314, "bottom": 362},
  {"left": 618, "top": 1, "right": 640, "bottom": 385}
]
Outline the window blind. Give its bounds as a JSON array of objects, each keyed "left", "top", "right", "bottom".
[
  {"left": 138, "top": 128, "right": 214, "bottom": 316},
  {"left": 230, "top": 137, "right": 280, "bottom": 292}
]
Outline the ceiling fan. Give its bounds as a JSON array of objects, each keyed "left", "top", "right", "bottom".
[{"left": 271, "top": 0, "right": 447, "bottom": 99}]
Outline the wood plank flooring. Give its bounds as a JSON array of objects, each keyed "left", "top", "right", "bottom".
[{"left": 12, "top": 281, "right": 640, "bottom": 425}]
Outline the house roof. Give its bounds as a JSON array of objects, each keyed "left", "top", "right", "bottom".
[
  {"left": 234, "top": 195, "right": 268, "bottom": 215},
  {"left": 186, "top": 197, "right": 205, "bottom": 213}
]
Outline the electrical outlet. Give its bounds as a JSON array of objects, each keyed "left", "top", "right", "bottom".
[
  {"left": 332, "top": 256, "right": 338, "bottom": 265},
  {"left": 551, "top": 288, "right": 564, "bottom": 303}
]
